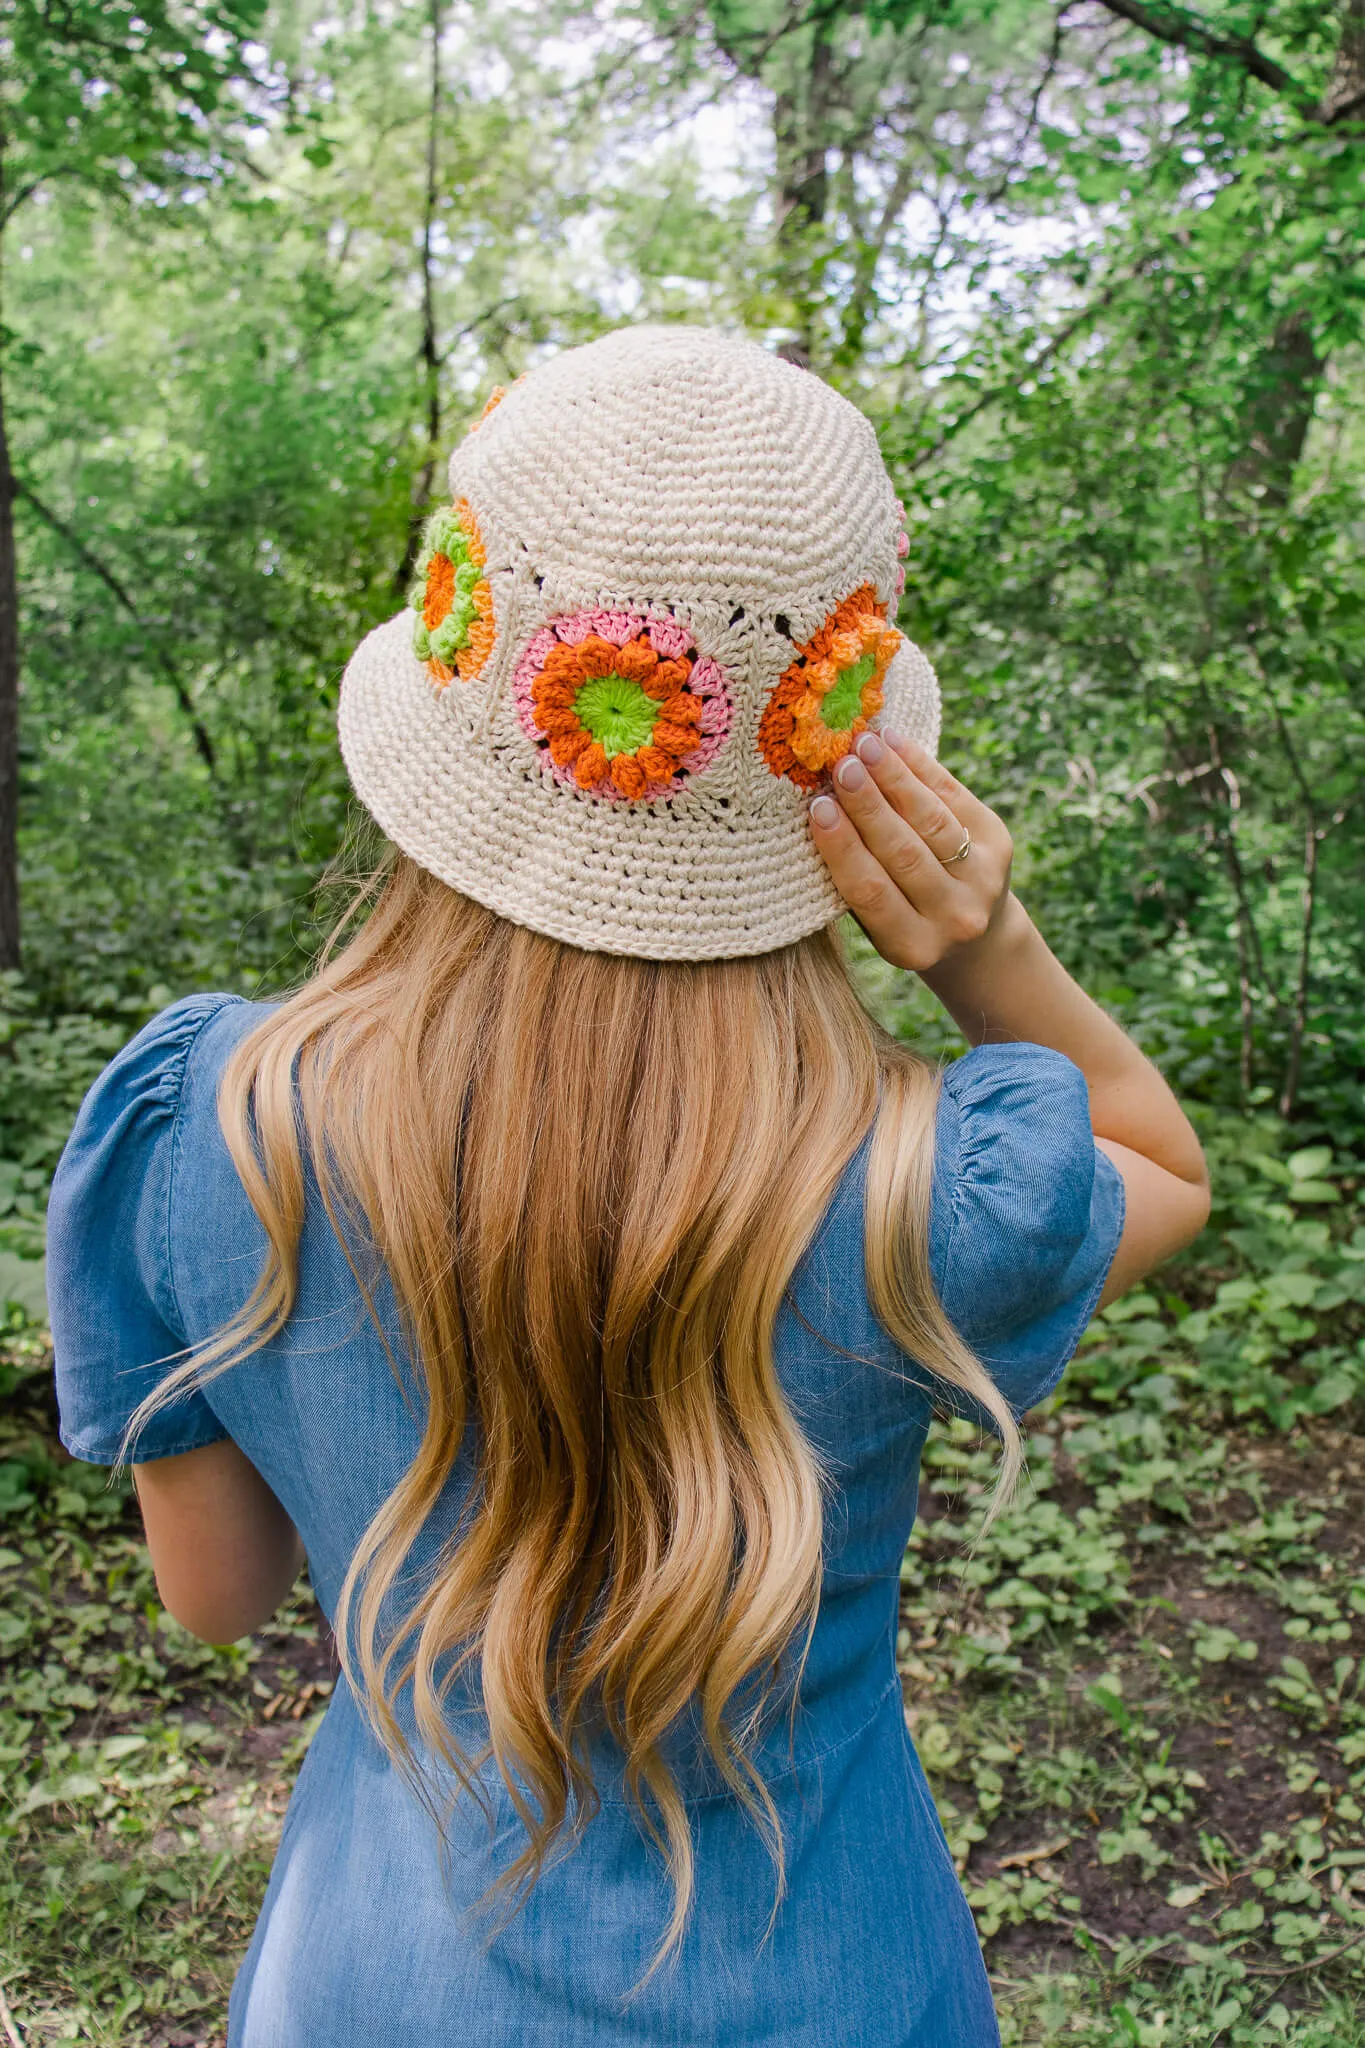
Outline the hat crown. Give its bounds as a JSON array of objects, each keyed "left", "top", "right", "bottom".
[
  {"left": 449, "top": 326, "right": 898, "bottom": 626},
  {"left": 339, "top": 325, "right": 940, "bottom": 960}
]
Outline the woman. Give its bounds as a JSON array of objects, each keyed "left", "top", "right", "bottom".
[{"left": 49, "top": 326, "right": 1208, "bottom": 2046}]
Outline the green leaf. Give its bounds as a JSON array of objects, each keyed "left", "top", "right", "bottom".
[
  {"left": 1219, "top": 1899, "right": 1265, "bottom": 1934},
  {"left": 1309, "top": 1371, "right": 1359, "bottom": 1411},
  {"left": 100, "top": 1735, "right": 149, "bottom": 1762},
  {"left": 0, "top": 1252, "right": 47, "bottom": 1322}
]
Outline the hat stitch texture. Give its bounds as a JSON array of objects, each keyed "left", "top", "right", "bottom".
[{"left": 339, "top": 325, "right": 941, "bottom": 961}]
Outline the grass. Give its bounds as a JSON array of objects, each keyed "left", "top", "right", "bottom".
[
  {"left": 906, "top": 1390, "right": 1365, "bottom": 2044},
  {"left": 1, "top": 1096, "right": 1363, "bottom": 2043},
  {"left": 0, "top": 1338, "right": 331, "bottom": 2046}
]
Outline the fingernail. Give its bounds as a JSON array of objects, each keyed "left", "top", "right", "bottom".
[
  {"left": 854, "top": 731, "right": 883, "bottom": 766},
  {"left": 809, "top": 795, "right": 839, "bottom": 828},
  {"left": 835, "top": 755, "right": 866, "bottom": 792},
  {"left": 884, "top": 729, "right": 909, "bottom": 757}
]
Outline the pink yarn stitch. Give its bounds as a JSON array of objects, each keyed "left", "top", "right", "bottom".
[
  {"left": 896, "top": 531, "right": 909, "bottom": 558},
  {"left": 558, "top": 609, "right": 641, "bottom": 648},
  {"left": 680, "top": 729, "right": 726, "bottom": 777},
  {"left": 513, "top": 625, "right": 561, "bottom": 743},
  {"left": 689, "top": 654, "right": 725, "bottom": 698},
  {"left": 646, "top": 615, "right": 693, "bottom": 661}
]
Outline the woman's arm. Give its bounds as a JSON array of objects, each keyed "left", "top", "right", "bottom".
[
  {"left": 810, "top": 729, "right": 1210, "bottom": 1306},
  {"left": 133, "top": 1437, "right": 305, "bottom": 1645}
]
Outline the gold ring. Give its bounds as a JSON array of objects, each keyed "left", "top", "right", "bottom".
[{"left": 940, "top": 833, "right": 972, "bottom": 867}]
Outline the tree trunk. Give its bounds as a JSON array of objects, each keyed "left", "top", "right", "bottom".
[
  {"left": 1222, "top": 2, "right": 1365, "bottom": 507},
  {"left": 1224, "top": 307, "right": 1325, "bottom": 510},
  {"left": 1279, "top": 812, "right": 1318, "bottom": 1119},
  {"left": 772, "top": 34, "right": 833, "bottom": 367},
  {"left": 1320, "top": 0, "right": 1365, "bottom": 121},
  {"left": 834, "top": 156, "right": 915, "bottom": 369},
  {"left": 393, "top": 0, "right": 446, "bottom": 595},
  {"left": 0, "top": 145, "right": 20, "bottom": 972}
]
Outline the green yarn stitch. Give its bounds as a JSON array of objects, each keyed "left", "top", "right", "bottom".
[
  {"left": 821, "top": 650, "right": 878, "bottom": 732},
  {"left": 573, "top": 672, "right": 659, "bottom": 757},
  {"left": 409, "top": 506, "right": 481, "bottom": 663}
]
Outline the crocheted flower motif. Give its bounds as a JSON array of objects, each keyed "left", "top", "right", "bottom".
[
  {"left": 515, "top": 611, "right": 731, "bottom": 802},
  {"left": 758, "top": 586, "right": 901, "bottom": 793},
  {"left": 408, "top": 499, "right": 495, "bottom": 690}
]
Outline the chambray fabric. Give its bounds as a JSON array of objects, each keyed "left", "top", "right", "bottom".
[{"left": 49, "top": 995, "right": 1124, "bottom": 2048}]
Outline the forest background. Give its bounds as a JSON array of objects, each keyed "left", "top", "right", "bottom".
[{"left": 1, "top": 0, "right": 1364, "bottom": 2042}]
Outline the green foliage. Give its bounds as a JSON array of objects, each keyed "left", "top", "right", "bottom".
[
  {"left": 2, "top": 0, "right": 270, "bottom": 203},
  {"left": 1060, "top": 1112, "right": 1365, "bottom": 1430},
  {"left": 872, "top": 0, "right": 1365, "bottom": 1123}
]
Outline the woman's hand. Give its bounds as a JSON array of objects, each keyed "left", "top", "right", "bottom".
[{"left": 808, "top": 729, "right": 1014, "bottom": 974}]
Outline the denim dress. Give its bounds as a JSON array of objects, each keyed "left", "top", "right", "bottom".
[{"left": 49, "top": 996, "right": 1123, "bottom": 2048}]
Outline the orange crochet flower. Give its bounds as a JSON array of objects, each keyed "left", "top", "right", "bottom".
[
  {"left": 758, "top": 586, "right": 901, "bottom": 792},
  {"left": 515, "top": 613, "right": 732, "bottom": 802},
  {"left": 409, "top": 499, "right": 495, "bottom": 690}
]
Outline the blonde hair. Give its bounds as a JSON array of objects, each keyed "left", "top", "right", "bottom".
[{"left": 131, "top": 852, "right": 1019, "bottom": 1979}]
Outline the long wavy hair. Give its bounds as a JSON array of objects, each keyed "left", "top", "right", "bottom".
[{"left": 130, "top": 848, "right": 1020, "bottom": 1978}]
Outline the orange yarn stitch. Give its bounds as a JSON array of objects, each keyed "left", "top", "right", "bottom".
[
  {"left": 550, "top": 730, "right": 591, "bottom": 768},
  {"left": 611, "top": 755, "right": 648, "bottom": 799},
  {"left": 423, "top": 552, "right": 456, "bottom": 630},
  {"left": 575, "top": 742, "right": 610, "bottom": 789},
  {"left": 467, "top": 377, "right": 525, "bottom": 433}
]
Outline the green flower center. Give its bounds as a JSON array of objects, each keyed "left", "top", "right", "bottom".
[
  {"left": 821, "top": 650, "right": 878, "bottom": 731},
  {"left": 574, "top": 672, "right": 660, "bottom": 757}
]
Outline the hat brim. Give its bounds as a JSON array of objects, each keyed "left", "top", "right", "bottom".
[{"left": 338, "top": 612, "right": 941, "bottom": 962}]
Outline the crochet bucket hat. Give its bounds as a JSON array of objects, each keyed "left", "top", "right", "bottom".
[{"left": 339, "top": 325, "right": 940, "bottom": 961}]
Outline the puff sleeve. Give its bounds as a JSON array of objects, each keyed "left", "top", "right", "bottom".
[
  {"left": 47, "top": 994, "right": 244, "bottom": 1464},
  {"left": 928, "top": 1042, "right": 1126, "bottom": 1421}
]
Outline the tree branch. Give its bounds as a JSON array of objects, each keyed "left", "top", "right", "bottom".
[
  {"left": 14, "top": 479, "right": 219, "bottom": 778},
  {"left": 904, "top": 255, "right": 1157, "bottom": 470},
  {"left": 982, "top": 6, "right": 1071, "bottom": 204},
  {"left": 1090, "top": 0, "right": 1317, "bottom": 113},
  {"left": 393, "top": 0, "right": 447, "bottom": 596},
  {"left": 0, "top": 166, "right": 85, "bottom": 231},
  {"left": 1321, "top": 0, "right": 1365, "bottom": 122}
]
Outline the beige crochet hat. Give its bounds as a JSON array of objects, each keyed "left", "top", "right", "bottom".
[{"left": 338, "top": 325, "right": 940, "bottom": 960}]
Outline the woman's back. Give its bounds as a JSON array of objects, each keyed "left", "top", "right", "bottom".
[
  {"left": 50, "top": 327, "right": 1209, "bottom": 2045},
  {"left": 52, "top": 991, "right": 1123, "bottom": 2045}
]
